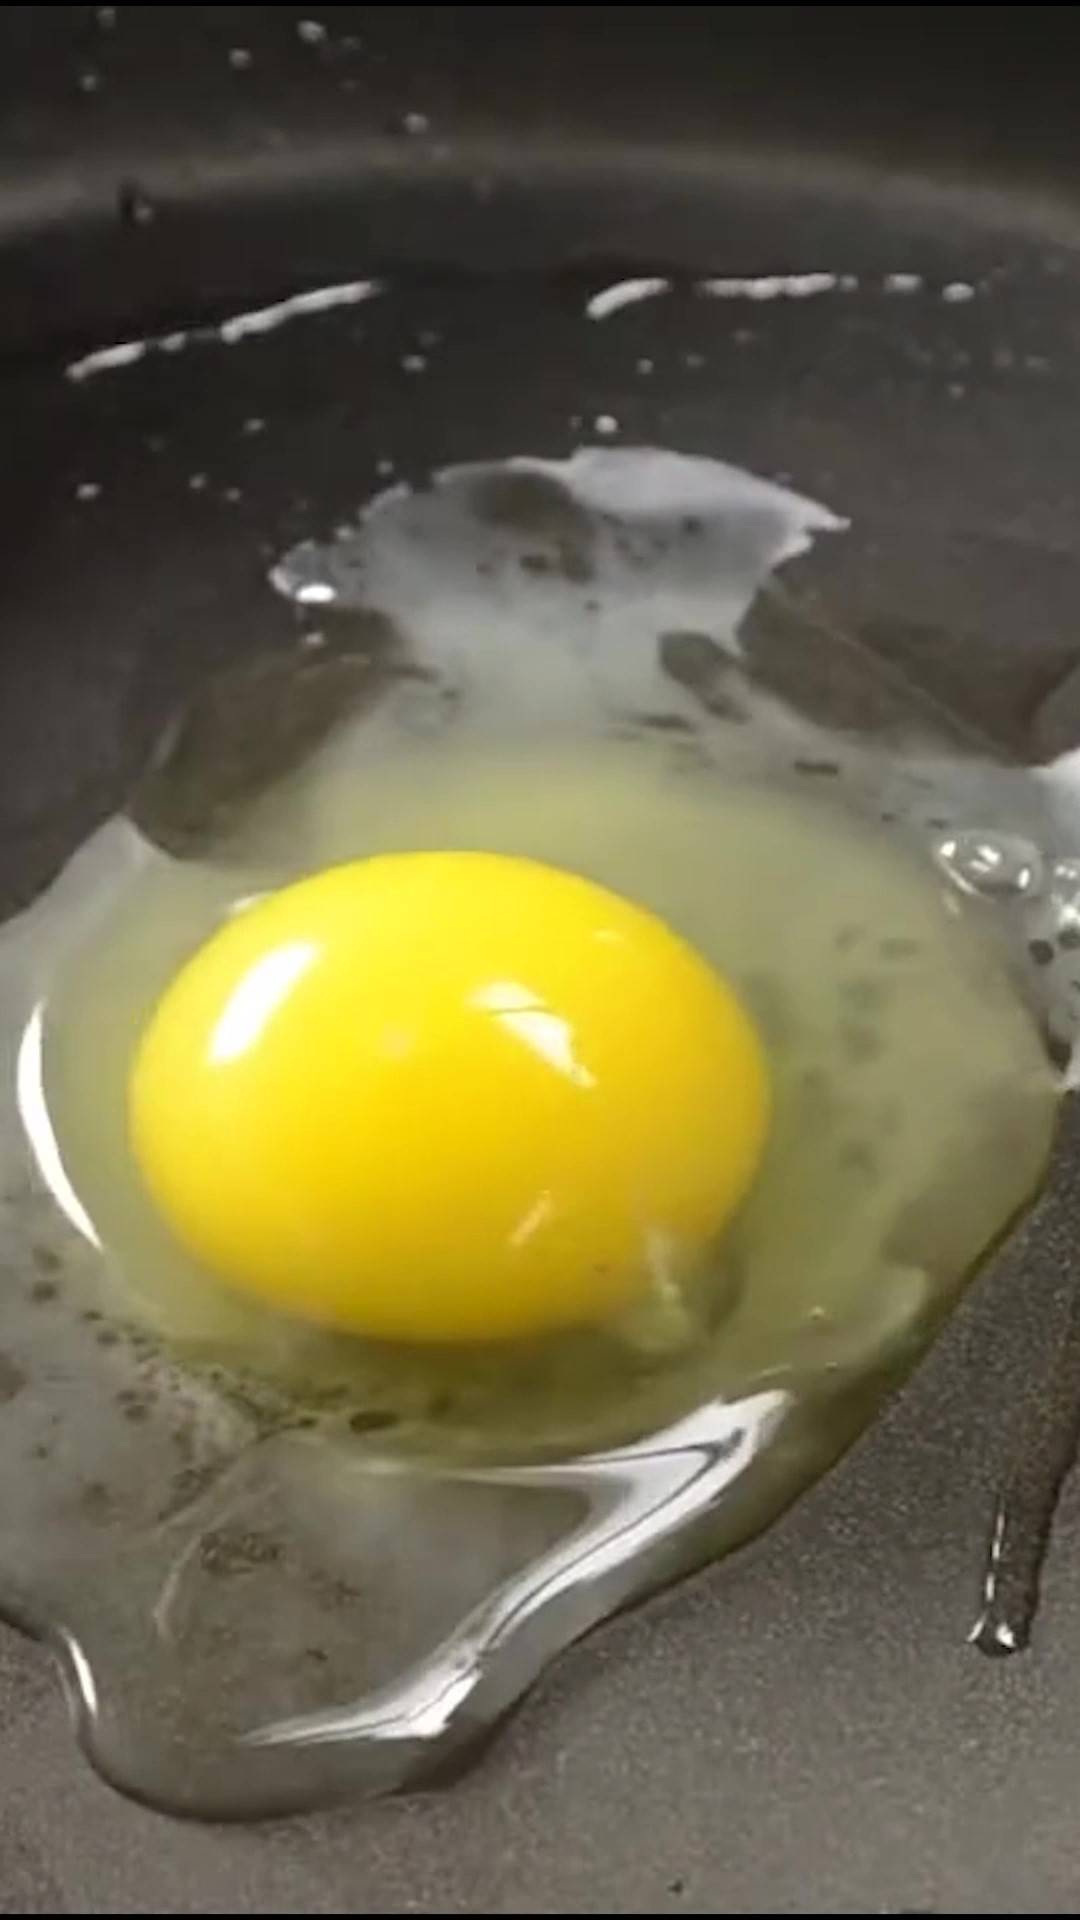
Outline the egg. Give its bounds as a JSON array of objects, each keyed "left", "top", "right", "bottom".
[
  {"left": 0, "top": 440, "right": 1068, "bottom": 1804},
  {"left": 128, "top": 853, "right": 769, "bottom": 1342},
  {"left": 8, "top": 448, "right": 1064, "bottom": 1473}
]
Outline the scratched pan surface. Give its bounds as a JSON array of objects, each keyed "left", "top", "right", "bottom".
[{"left": 8, "top": 1, "right": 1080, "bottom": 1908}]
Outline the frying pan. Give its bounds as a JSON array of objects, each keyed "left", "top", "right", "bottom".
[{"left": 7, "top": 2, "right": 1080, "bottom": 1907}]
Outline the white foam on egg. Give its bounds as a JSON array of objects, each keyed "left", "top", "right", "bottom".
[{"left": 270, "top": 447, "right": 846, "bottom": 739}]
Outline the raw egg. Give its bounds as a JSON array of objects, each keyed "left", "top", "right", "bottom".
[
  {"left": 19, "top": 449, "right": 1062, "bottom": 1470},
  {"left": 0, "top": 440, "right": 1064, "bottom": 1802},
  {"left": 128, "top": 853, "right": 769, "bottom": 1342}
]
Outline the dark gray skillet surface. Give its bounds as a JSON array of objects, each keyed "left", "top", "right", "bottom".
[{"left": 11, "top": 4, "right": 1080, "bottom": 1909}]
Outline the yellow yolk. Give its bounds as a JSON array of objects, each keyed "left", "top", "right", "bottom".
[{"left": 128, "top": 853, "right": 769, "bottom": 1343}]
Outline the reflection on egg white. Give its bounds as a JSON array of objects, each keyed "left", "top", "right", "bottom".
[{"left": 16, "top": 1004, "right": 100, "bottom": 1248}]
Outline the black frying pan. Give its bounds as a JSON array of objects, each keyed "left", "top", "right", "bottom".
[{"left": 7, "top": 4, "right": 1080, "bottom": 1908}]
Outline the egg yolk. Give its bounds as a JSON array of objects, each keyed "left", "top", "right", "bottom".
[{"left": 128, "top": 853, "right": 769, "bottom": 1343}]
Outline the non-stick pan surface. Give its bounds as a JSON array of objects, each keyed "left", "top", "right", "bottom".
[{"left": 8, "top": 4, "right": 1080, "bottom": 1909}]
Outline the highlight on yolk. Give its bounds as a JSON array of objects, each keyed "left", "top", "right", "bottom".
[{"left": 128, "top": 853, "right": 770, "bottom": 1343}]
